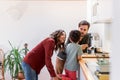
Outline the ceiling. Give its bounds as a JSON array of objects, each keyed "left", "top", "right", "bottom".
[{"left": 0, "top": 0, "right": 87, "bottom": 1}]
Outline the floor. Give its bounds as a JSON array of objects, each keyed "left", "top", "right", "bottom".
[{"left": 36, "top": 52, "right": 58, "bottom": 80}]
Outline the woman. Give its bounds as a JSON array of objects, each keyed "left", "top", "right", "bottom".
[{"left": 22, "top": 29, "right": 66, "bottom": 80}]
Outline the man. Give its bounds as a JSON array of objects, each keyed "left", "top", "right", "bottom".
[{"left": 66, "top": 20, "right": 91, "bottom": 53}]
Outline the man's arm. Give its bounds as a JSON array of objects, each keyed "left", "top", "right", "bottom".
[
  {"left": 80, "top": 33, "right": 91, "bottom": 52},
  {"left": 81, "top": 44, "right": 88, "bottom": 50}
]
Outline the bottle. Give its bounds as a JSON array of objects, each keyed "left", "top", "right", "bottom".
[{"left": 91, "top": 47, "right": 95, "bottom": 54}]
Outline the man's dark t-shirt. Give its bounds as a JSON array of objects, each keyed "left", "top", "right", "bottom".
[{"left": 66, "top": 33, "right": 91, "bottom": 53}]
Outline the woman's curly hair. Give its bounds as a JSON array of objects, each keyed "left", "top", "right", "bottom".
[{"left": 50, "top": 29, "right": 66, "bottom": 50}]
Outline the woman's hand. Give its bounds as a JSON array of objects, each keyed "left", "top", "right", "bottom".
[
  {"left": 57, "top": 74, "right": 62, "bottom": 80},
  {"left": 52, "top": 77, "right": 58, "bottom": 80},
  {"left": 52, "top": 75, "right": 61, "bottom": 80}
]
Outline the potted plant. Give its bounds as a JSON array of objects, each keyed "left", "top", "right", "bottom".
[{"left": 4, "top": 41, "right": 28, "bottom": 80}]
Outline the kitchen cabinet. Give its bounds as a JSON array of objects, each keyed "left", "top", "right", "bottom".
[
  {"left": 91, "top": 0, "right": 112, "bottom": 24},
  {"left": 87, "top": 0, "right": 112, "bottom": 53},
  {"left": 79, "top": 54, "right": 110, "bottom": 80},
  {"left": 79, "top": 66, "right": 87, "bottom": 80}
]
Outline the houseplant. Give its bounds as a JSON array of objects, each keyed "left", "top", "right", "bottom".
[{"left": 4, "top": 41, "right": 28, "bottom": 80}]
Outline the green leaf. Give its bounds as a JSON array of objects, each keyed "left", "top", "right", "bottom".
[{"left": 4, "top": 41, "right": 28, "bottom": 78}]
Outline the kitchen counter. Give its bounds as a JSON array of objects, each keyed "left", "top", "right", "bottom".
[
  {"left": 79, "top": 55, "right": 110, "bottom": 80},
  {"left": 82, "top": 53, "right": 109, "bottom": 58}
]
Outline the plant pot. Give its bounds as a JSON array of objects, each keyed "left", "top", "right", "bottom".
[{"left": 17, "top": 72, "right": 25, "bottom": 80}]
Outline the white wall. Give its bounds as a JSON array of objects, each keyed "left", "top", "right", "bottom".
[
  {"left": 88, "top": 23, "right": 112, "bottom": 53},
  {"left": 0, "top": 1, "right": 87, "bottom": 80},
  {"left": 0, "top": 1, "right": 87, "bottom": 51},
  {"left": 111, "top": 0, "right": 120, "bottom": 80}
]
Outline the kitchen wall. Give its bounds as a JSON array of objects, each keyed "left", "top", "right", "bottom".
[
  {"left": 0, "top": 1, "right": 87, "bottom": 51},
  {"left": 89, "top": 23, "right": 112, "bottom": 53}
]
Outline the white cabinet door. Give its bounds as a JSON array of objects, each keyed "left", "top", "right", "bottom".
[
  {"left": 79, "top": 66, "right": 86, "bottom": 80},
  {"left": 91, "top": 0, "right": 112, "bottom": 23}
]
